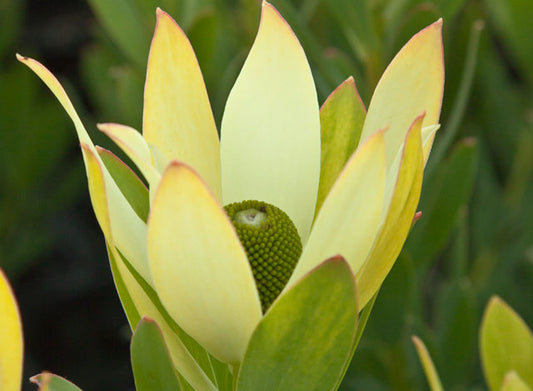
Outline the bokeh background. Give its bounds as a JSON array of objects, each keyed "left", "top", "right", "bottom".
[{"left": 1, "top": 0, "right": 532, "bottom": 389}]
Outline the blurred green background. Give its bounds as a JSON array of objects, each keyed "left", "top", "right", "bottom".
[{"left": 1, "top": 0, "right": 532, "bottom": 389}]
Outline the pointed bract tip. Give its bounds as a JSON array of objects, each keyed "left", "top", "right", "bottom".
[
  {"left": 156, "top": 7, "right": 172, "bottom": 21},
  {"left": 488, "top": 295, "right": 504, "bottom": 307},
  {"left": 96, "top": 123, "right": 107, "bottom": 131},
  {"left": 168, "top": 160, "right": 183, "bottom": 168},
  {"left": 96, "top": 122, "right": 121, "bottom": 133},
  {"left": 140, "top": 315, "right": 155, "bottom": 324},
  {"left": 326, "top": 254, "right": 347, "bottom": 264},
  {"left": 15, "top": 53, "right": 25, "bottom": 61},
  {"left": 80, "top": 142, "right": 92, "bottom": 152}
]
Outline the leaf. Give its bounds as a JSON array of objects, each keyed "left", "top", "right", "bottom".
[
  {"left": 131, "top": 317, "right": 182, "bottom": 391},
  {"left": 434, "top": 280, "right": 477, "bottom": 385},
  {"left": 315, "top": 76, "right": 366, "bottom": 216},
  {"left": 412, "top": 336, "right": 444, "bottom": 391},
  {"left": 334, "top": 289, "right": 379, "bottom": 391},
  {"left": 407, "top": 138, "right": 478, "bottom": 265},
  {"left": 87, "top": 0, "right": 151, "bottom": 68},
  {"left": 98, "top": 147, "right": 149, "bottom": 222},
  {"left": 114, "top": 248, "right": 219, "bottom": 391},
  {"left": 480, "top": 296, "right": 533, "bottom": 390},
  {"left": 30, "top": 373, "right": 83, "bottom": 391},
  {"left": 236, "top": 256, "right": 358, "bottom": 391},
  {"left": 501, "top": 372, "right": 532, "bottom": 391},
  {"left": 485, "top": 0, "right": 533, "bottom": 84},
  {"left": 106, "top": 243, "right": 141, "bottom": 329},
  {"left": 0, "top": 0, "right": 22, "bottom": 60}
]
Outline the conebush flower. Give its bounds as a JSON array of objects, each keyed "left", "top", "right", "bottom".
[{"left": 18, "top": 1, "right": 444, "bottom": 388}]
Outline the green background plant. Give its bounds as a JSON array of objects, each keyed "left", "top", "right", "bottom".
[{"left": 2, "top": 0, "right": 532, "bottom": 389}]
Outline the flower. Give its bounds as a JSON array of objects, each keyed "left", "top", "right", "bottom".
[
  {"left": 0, "top": 270, "right": 23, "bottom": 391},
  {"left": 18, "top": 0, "right": 443, "bottom": 385}
]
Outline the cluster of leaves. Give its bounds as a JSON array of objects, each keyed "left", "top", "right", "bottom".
[{"left": 3, "top": 0, "right": 532, "bottom": 389}]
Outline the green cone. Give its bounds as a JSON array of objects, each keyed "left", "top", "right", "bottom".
[{"left": 224, "top": 200, "right": 302, "bottom": 312}]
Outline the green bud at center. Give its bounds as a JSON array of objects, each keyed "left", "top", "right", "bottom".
[{"left": 224, "top": 200, "right": 302, "bottom": 312}]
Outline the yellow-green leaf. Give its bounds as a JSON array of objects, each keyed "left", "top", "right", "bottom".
[
  {"left": 501, "top": 371, "right": 532, "bottom": 391},
  {"left": 412, "top": 336, "right": 444, "bottom": 391},
  {"left": 98, "top": 147, "right": 149, "bottom": 223},
  {"left": 480, "top": 296, "right": 533, "bottom": 390},
  {"left": 316, "top": 76, "right": 366, "bottom": 216},
  {"left": 30, "top": 372, "right": 82, "bottom": 391},
  {"left": 236, "top": 256, "right": 357, "bottom": 391},
  {"left": 131, "top": 318, "right": 183, "bottom": 391}
]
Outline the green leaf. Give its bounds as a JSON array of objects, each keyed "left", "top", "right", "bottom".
[
  {"left": 434, "top": 280, "right": 477, "bottom": 385},
  {"left": 412, "top": 336, "right": 444, "bottom": 391},
  {"left": 236, "top": 256, "right": 358, "bottom": 391},
  {"left": 106, "top": 242, "right": 141, "bottom": 329},
  {"left": 131, "top": 317, "right": 183, "bottom": 391},
  {"left": 80, "top": 45, "right": 143, "bottom": 128},
  {"left": 335, "top": 289, "right": 379, "bottom": 391},
  {"left": 315, "top": 77, "right": 366, "bottom": 216},
  {"left": 98, "top": 148, "right": 149, "bottom": 222},
  {"left": 30, "top": 373, "right": 83, "bottom": 391},
  {"left": 480, "top": 296, "right": 533, "bottom": 390},
  {"left": 115, "top": 249, "right": 222, "bottom": 390},
  {"left": 428, "top": 20, "right": 484, "bottom": 170},
  {"left": 407, "top": 138, "right": 478, "bottom": 266},
  {"left": 485, "top": 0, "right": 533, "bottom": 84},
  {"left": 87, "top": 0, "right": 151, "bottom": 68},
  {"left": 0, "top": 0, "right": 22, "bottom": 60}
]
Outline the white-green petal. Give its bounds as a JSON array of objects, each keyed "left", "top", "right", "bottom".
[
  {"left": 220, "top": 1, "right": 320, "bottom": 243},
  {"left": 147, "top": 162, "right": 262, "bottom": 365},
  {"left": 359, "top": 20, "right": 444, "bottom": 172},
  {"left": 287, "top": 130, "right": 386, "bottom": 286}
]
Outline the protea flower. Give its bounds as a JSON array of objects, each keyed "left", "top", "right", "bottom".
[{"left": 18, "top": 2, "right": 443, "bottom": 388}]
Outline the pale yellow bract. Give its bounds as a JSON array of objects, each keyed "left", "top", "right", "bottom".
[
  {"left": 18, "top": 0, "right": 444, "bottom": 384},
  {"left": 0, "top": 270, "right": 23, "bottom": 391}
]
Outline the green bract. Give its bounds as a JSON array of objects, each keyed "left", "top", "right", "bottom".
[{"left": 19, "top": 0, "right": 444, "bottom": 388}]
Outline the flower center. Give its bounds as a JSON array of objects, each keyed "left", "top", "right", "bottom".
[{"left": 224, "top": 200, "right": 302, "bottom": 312}]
